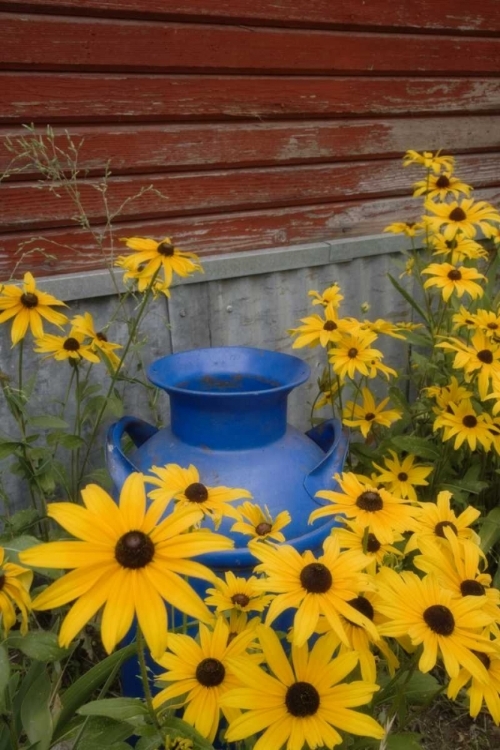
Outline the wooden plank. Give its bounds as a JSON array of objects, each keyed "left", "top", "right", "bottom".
[
  {"left": 1, "top": 116, "right": 500, "bottom": 179},
  {"left": 2, "top": 153, "right": 500, "bottom": 232},
  {"left": 3, "top": 14, "right": 500, "bottom": 75},
  {"left": 0, "top": 0, "right": 499, "bottom": 33},
  {"left": 2, "top": 186, "right": 500, "bottom": 278},
  {"left": 2, "top": 73, "right": 500, "bottom": 123}
]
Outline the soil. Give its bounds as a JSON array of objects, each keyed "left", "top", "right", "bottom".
[{"left": 407, "top": 696, "right": 500, "bottom": 749}]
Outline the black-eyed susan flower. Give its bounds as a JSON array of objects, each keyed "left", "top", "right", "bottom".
[
  {"left": 311, "top": 472, "right": 418, "bottom": 545},
  {"left": 405, "top": 490, "right": 480, "bottom": 554},
  {"left": 289, "top": 306, "right": 354, "bottom": 349},
  {"left": 0, "top": 272, "right": 68, "bottom": 345},
  {"left": 308, "top": 283, "right": 344, "bottom": 310},
  {"left": 434, "top": 399, "right": 496, "bottom": 451},
  {"left": 0, "top": 546, "right": 32, "bottom": 636},
  {"left": 115, "top": 236, "right": 203, "bottom": 294},
  {"left": 71, "top": 312, "right": 122, "bottom": 371},
  {"left": 371, "top": 451, "right": 432, "bottom": 502},
  {"left": 152, "top": 616, "right": 256, "bottom": 743},
  {"left": 20, "top": 473, "right": 233, "bottom": 658},
  {"left": 34, "top": 327, "right": 101, "bottom": 364},
  {"left": 230, "top": 501, "right": 290, "bottom": 543},
  {"left": 328, "top": 331, "right": 387, "bottom": 381},
  {"left": 431, "top": 233, "right": 488, "bottom": 264},
  {"left": 376, "top": 568, "right": 494, "bottom": 682},
  {"left": 474, "top": 309, "right": 500, "bottom": 338},
  {"left": 424, "top": 198, "right": 500, "bottom": 240},
  {"left": 422, "top": 262, "right": 485, "bottom": 302},
  {"left": 383, "top": 221, "right": 424, "bottom": 237},
  {"left": 334, "top": 519, "right": 404, "bottom": 574},
  {"left": 221, "top": 625, "right": 385, "bottom": 749},
  {"left": 413, "top": 171, "right": 472, "bottom": 200},
  {"left": 146, "top": 463, "right": 251, "bottom": 526},
  {"left": 205, "top": 571, "right": 273, "bottom": 615},
  {"left": 439, "top": 331, "right": 500, "bottom": 400},
  {"left": 403, "top": 150, "right": 455, "bottom": 173},
  {"left": 360, "top": 318, "right": 407, "bottom": 340},
  {"left": 342, "top": 388, "right": 402, "bottom": 438},
  {"left": 452, "top": 306, "right": 480, "bottom": 331},
  {"left": 447, "top": 646, "right": 500, "bottom": 724},
  {"left": 425, "top": 376, "right": 473, "bottom": 414},
  {"left": 250, "top": 535, "right": 377, "bottom": 647}
]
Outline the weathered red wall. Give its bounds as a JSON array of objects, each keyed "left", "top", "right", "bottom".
[{"left": 0, "top": 0, "right": 499, "bottom": 277}]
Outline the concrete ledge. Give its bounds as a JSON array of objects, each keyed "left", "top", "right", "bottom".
[{"left": 21, "top": 233, "right": 411, "bottom": 302}]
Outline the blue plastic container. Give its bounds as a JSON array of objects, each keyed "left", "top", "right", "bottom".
[{"left": 105, "top": 347, "right": 348, "bottom": 695}]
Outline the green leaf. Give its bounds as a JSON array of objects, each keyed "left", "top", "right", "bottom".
[
  {"left": 0, "top": 645, "right": 10, "bottom": 712},
  {"left": 136, "top": 736, "right": 163, "bottom": 750},
  {"left": 441, "top": 478, "right": 489, "bottom": 497},
  {"left": 388, "top": 274, "right": 428, "bottom": 323},
  {"left": 78, "top": 697, "right": 148, "bottom": 724},
  {"left": 54, "top": 643, "right": 137, "bottom": 740},
  {"left": 50, "top": 432, "right": 85, "bottom": 449},
  {"left": 399, "top": 330, "right": 433, "bottom": 348},
  {"left": 7, "top": 631, "right": 70, "bottom": 662},
  {"left": 480, "top": 507, "right": 500, "bottom": 555},
  {"left": 2, "top": 508, "right": 40, "bottom": 535},
  {"left": 29, "top": 415, "right": 69, "bottom": 430},
  {"left": 386, "top": 732, "right": 423, "bottom": 749},
  {"left": 70, "top": 716, "right": 133, "bottom": 749},
  {"left": 0, "top": 440, "right": 23, "bottom": 459},
  {"left": 20, "top": 670, "right": 53, "bottom": 750},
  {"left": 390, "top": 436, "right": 441, "bottom": 460},
  {"left": 402, "top": 671, "right": 441, "bottom": 704},
  {"left": 161, "top": 716, "right": 216, "bottom": 749}
]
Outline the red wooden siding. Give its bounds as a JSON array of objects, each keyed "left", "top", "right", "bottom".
[{"left": 0, "top": 1, "right": 499, "bottom": 278}]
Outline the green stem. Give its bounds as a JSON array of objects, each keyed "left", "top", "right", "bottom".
[{"left": 136, "top": 625, "right": 162, "bottom": 735}]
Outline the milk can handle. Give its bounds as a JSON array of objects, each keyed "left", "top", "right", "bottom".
[
  {"left": 303, "top": 419, "right": 349, "bottom": 502},
  {"left": 106, "top": 416, "right": 159, "bottom": 491}
]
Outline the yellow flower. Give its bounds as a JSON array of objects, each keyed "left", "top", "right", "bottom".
[
  {"left": 19, "top": 473, "right": 233, "bottom": 658},
  {"left": 0, "top": 272, "right": 68, "bottom": 345},
  {"left": 289, "top": 306, "right": 354, "bottom": 349},
  {"left": 250, "top": 535, "right": 377, "bottom": 647},
  {"left": 34, "top": 327, "right": 101, "bottom": 364},
  {"left": 473, "top": 309, "right": 500, "bottom": 338},
  {"left": 434, "top": 399, "right": 496, "bottom": 451},
  {"left": 384, "top": 221, "right": 424, "bottom": 237},
  {"left": 205, "top": 571, "right": 273, "bottom": 615},
  {"left": 403, "top": 150, "right": 455, "bottom": 173},
  {"left": 405, "top": 490, "right": 480, "bottom": 554},
  {"left": 360, "top": 318, "right": 407, "bottom": 340},
  {"left": 431, "top": 233, "right": 488, "bottom": 264},
  {"left": 438, "top": 331, "right": 500, "bottom": 400},
  {"left": 334, "top": 519, "right": 403, "bottom": 574},
  {"left": 115, "top": 236, "right": 203, "bottom": 294},
  {"left": 153, "top": 617, "right": 256, "bottom": 743},
  {"left": 311, "top": 472, "right": 418, "bottom": 545},
  {"left": 376, "top": 568, "right": 494, "bottom": 682},
  {"left": 452, "top": 306, "right": 479, "bottom": 331},
  {"left": 71, "top": 312, "right": 122, "bottom": 371},
  {"left": 422, "top": 262, "right": 484, "bottom": 302},
  {"left": 146, "top": 463, "right": 251, "bottom": 526},
  {"left": 342, "top": 388, "right": 402, "bottom": 438},
  {"left": 328, "top": 331, "right": 386, "bottom": 380},
  {"left": 372, "top": 451, "right": 432, "bottom": 501},
  {"left": 413, "top": 171, "right": 472, "bottom": 200},
  {"left": 0, "top": 546, "right": 32, "bottom": 636},
  {"left": 221, "top": 625, "right": 385, "bottom": 750},
  {"left": 425, "top": 376, "right": 473, "bottom": 414},
  {"left": 308, "top": 283, "right": 344, "bottom": 310},
  {"left": 424, "top": 198, "right": 500, "bottom": 240},
  {"left": 230, "top": 501, "right": 290, "bottom": 543},
  {"left": 448, "top": 646, "right": 500, "bottom": 724}
]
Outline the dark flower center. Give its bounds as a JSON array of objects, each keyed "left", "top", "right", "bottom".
[
  {"left": 157, "top": 241, "right": 175, "bottom": 256},
  {"left": 449, "top": 207, "right": 467, "bottom": 222},
  {"left": 195, "top": 658, "right": 225, "bottom": 687},
  {"left": 423, "top": 604, "right": 455, "bottom": 635},
  {"left": 255, "top": 521, "right": 273, "bottom": 536},
  {"left": 487, "top": 322, "right": 499, "bottom": 330},
  {"left": 347, "top": 347, "right": 358, "bottom": 358},
  {"left": 460, "top": 579, "right": 486, "bottom": 597},
  {"left": 345, "top": 595, "right": 374, "bottom": 626},
  {"left": 63, "top": 337, "right": 80, "bottom": 351},
  {"left": 462, "top": 414, "right": 478, "bottom": 428},
  {"left": 323, "top": 320, "right": 337, "bottom": 331},
  {"left": 397, "top": 472, "right": 408, "bottom": 481},
  {"left": 447, "top": 269, "right": 462, "bottom": 281},
  {"left": 96, "top": 331, "right": 108, "bottom": 341},
  {"left": 445, "top": 239, "right": 456, "bottom": 249},
  {"left": 356, "top": 491, "right": 383, "bottom": 512},
  {"left": 285, "top": 682, "right": 320, "bottom": 717},
  {"left": 436, "top": 175, "right": 450, "bottom": 189},
  {"left": 115, "top": 530, "right": 155, "bottom": 569},
  {"left": 477, "top": 349, "right": 494, "bottom": 364},
  {"left": 231, "top": 593, "right": 250, "bottom": 607},
  {"left": 366, "top": 533, "right": 381, "bottom": 553},
  {"left": 434, "top": 520, "right": 458, "bottom": 538},
  {"left": 20, "top": 292, "right": 38, "bottom": 309},
  {"left": 364, "top": 412, "right": 376, "bottom": 421},
  {"left": 0, "top": 574, "right": 5, "bottom": 591},
  {"left": 184, "top": 482, "right": 209, "bottom": 503},
  {"left": 300, "top": 562, "right": 332, "bottom": 593},
  {"left": 472, "top": 650, "right": 491, "bottom": 670},
  {"left": 406, "top": 222, "right": 415, "bottom": 229}
]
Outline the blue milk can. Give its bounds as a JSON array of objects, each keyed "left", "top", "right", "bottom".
[{"left": 105, "top": 347, "right": 348, "bottom": 697}]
